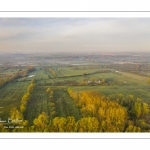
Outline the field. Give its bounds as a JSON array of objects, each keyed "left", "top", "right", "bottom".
[
  {"left": 0, "top": 81, "right": 30, "bottom": 120},
  {"left": 0, "top": 61, "right": 150, "bottom": 132},
  {"left": 70, "top": 77, "right": 150, "bottom": 105},
  {"left": 24, "top": 86, "right": 81, "bottom": 125}
]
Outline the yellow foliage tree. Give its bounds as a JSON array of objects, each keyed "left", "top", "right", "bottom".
[
  {"left": 68, "top": 89, "right": 128, "bottom": 132},
  {"left": 51, "top": 117, "right": 67, "bottom": 132},
  {"left": 46, "top": 87, "right": 51, "bottom": 93},
  {"left": 20, "top": 104, "right": 26, "bottom": 113},
  {"left": 10, "top": 107, "right": 23, "bottom": 120},
  {"left": 75, "top": 117, "right": 99, "bottom": 132},
  {"left": 33, "top": 112, "right": 49, "bottom": 132}
]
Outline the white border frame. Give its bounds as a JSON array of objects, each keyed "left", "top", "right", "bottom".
[{"left": 0, "top": 11, "right": 150, "bottom": 139}]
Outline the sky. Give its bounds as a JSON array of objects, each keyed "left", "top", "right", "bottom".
[{"left": 0, "top": 18, "right": 150, "bottom": 53}]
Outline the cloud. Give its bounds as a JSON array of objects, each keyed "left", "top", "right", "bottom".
[{"left": 0, "top": 18, "right": 150, "bottom": 53}]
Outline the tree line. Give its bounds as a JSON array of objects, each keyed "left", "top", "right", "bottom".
[
  {"left": 49, "top": 68, "right": 56, "bottom": 77},
  {"left": 0, "top": 86, "right": 149, "bottom": 132},
  {"left": 67, "top": 89, "right": 149, "bottom": 132},
  {"left": 1, "top": 79, "right": 37, "bottom": 132},
  {"left": 0, "top": 66, "right": 36, "bottom": 89}
]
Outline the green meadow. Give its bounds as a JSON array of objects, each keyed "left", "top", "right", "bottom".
[{"left": 0, "top": 64, "right": 150, "bottom": 131}]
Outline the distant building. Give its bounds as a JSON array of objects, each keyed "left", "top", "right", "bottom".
[{"left": 95, "top": 80, "right": 101, "bottom": 83}]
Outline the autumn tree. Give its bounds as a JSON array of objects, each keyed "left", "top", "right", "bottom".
[
  {"left": 46, "top": 87, "right": 51, "bottom": 93},
  {"left": 75, "top": 117, "right": 99, "bottom": 132},
  {"left": 27, "top": 83, "right": 35, "bottom": 93},
  {"left": 125, "top": 121, "right": 141, "bottom": 132},
  {"left": 108, "top": 93, "right": 149, "bottom": 120},
  {"left": 22, "top": 120, "right": 29, "bottom": 127},
  {"left": 142, "top": 103, "right": 149, "bottom": 115},
  {"left": 49, "top": 91, "right": 54, "bottom": 99},
  {"left": 132, "top": 100, "right": 142, "bottom": 117},
  {"left": 51, "top": 111, "right": 56, "bottom": 117},
  {"left": 68, "top": 89, "right": 128, "bottom": 132},
  {"left": 20, "top": 104, "right": 26, "bottom": 113},
  {"left": 21, "top": 92, "right": 31, "bottom": 105},
  {"left": 51, "top": 117, "right": 67, "bottom": 132},
  {"left": 66, "top": 116, "right": 76, "bottom": 132},
  {"left": 10, "top": 107, "right": 23, "bottom": 120},
  {"left": 33, "top": 112, "right": 49, "bottom": 132}
]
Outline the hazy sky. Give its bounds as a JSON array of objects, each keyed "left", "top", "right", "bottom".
[{"left": 0, "top": 18, "right": 150, "bottom": 53}]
